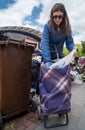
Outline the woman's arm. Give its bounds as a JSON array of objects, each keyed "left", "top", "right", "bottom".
[
  {"left": 66, "top": 33, "right": 75, "bottom": 51},
  {"left": 41, "top": 23, "right": 51, "bottom": 63}
]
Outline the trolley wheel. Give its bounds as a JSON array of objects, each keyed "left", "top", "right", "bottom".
[
  {"left": 0, "top": 114, "right": 3, "bottom": 130},
  {"left": 37, "top": 106, "right": 42, "bottom": 120},
  {"left": 58, "top": 113, "right": 64, "bottom": 118}
]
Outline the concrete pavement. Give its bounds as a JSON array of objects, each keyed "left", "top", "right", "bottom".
[
  {"left": 3, "top": 82, "right": 85, "bottom": 130},
  {"left": 35, "top": 82, "right": 85, "bottom": 130}
]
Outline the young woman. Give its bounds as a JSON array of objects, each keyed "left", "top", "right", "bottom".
[{"left": 41, "top": 3, "right": 75, "bottom": 67}]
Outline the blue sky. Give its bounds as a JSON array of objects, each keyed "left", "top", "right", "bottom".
[
  {"left": 0, "top": 0, "right": 16, "bottom": 9},
  {"left": 0, "top": 0, "right": 85, "bottom": 44},
  {"left": 22, "top": 3, "right": 43, "bottom": 29}
]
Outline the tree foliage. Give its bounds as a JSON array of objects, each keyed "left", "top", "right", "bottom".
[
  {"left": 63, "top": 43, "right": 85, "bottom": 57},
  {"left": 81, "top": 41, "right": 85, "bottom": 54}
]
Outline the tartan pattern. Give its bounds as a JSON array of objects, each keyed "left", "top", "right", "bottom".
[{"left": 39, "top": 62, "right": 71, "bottom": 115}]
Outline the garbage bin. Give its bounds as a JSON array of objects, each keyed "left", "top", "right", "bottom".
[{"left": 0, "top": 38, "right": 35, "bottom": 119}]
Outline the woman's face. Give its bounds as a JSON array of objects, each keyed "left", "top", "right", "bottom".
[{"left": 52, "top": 11, "right": 64, "bottom": 27}]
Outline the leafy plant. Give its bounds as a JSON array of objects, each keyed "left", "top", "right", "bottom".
[
  {"left": 63, "top": 44, "right": 85, "bottom": 57},
  {"left": 5, "top": 123, "right": 15, "bottom": 129}
]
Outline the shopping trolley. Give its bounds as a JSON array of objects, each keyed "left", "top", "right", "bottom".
[{"left": 37, "top": 62, "right": 71, "bottom": 128}]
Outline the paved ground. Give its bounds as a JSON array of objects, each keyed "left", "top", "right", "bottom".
[{"left": 3, "top": 82, "right": 85, "bottom": 130}]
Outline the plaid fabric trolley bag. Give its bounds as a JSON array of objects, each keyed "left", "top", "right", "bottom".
[{"left": 37, "top": 62, "right": 71, "bottom": 128}]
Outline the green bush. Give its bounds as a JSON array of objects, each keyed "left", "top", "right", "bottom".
[{"left": 63, "top": 44, "right": 85, "bottom": 57}]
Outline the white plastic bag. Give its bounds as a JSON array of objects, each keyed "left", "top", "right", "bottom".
[{"left": 50, "top": 47, "right": 77, "bottom": 69}]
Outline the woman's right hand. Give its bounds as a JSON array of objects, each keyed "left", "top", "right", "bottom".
[{"left": 46, "top": 62, "right": 52, "bottom": 68}]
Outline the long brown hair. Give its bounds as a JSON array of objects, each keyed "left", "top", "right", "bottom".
[{"left": 50, "top": 3, "right": 71, "bottom": 36}]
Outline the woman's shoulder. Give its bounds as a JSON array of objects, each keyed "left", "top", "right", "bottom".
[{"left": 44, "top": 21, "right": 51, "bottom": 30}]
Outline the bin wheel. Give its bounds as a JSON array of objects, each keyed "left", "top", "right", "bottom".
[
  {"left": 0, "top": 114, "right": 3, "bottom": 130},
  {"left": 37, "top": 106, "right": 42, "bottom": 120}
]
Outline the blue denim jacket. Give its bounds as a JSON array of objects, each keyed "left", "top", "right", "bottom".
[{"left": 41, "top": 22, "right": 74, "bottom": 63}]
